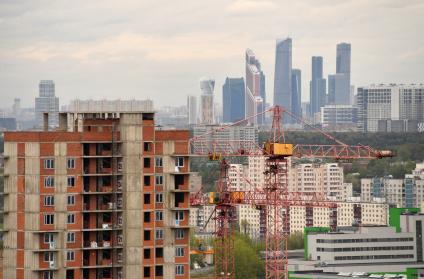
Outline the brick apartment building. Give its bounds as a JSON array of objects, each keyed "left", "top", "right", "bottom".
[{"left": 2, "top": 111, "right": 190, "bottom": 278}]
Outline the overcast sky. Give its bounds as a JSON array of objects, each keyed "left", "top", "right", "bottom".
[{"left": 1, "top": 0, "right": 423, "bottom": 109}]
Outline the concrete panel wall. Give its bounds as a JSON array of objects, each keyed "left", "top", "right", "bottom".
[
  {"left": 24, "top": 175, "right": 39, "bottom": 194},
  {"left": 120, "top": 113, "right": 144, "bottom": 277}
]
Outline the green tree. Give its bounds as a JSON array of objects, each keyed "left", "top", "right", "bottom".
[{"left": 234, "top": 233, "right": 264, "bottom": 279}]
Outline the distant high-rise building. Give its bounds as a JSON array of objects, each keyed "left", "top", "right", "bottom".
[
  {"left": 327, "top": 73, "right": 349, "bottom": 105},
  {"left": 334, "top": 43, "right": 351, "bottom": 105},
  {"left": 291, "top": 69, "right": 302, "bottom": 117},
  {"left": 35, "top": 80, "right": 59, "bottom": 128},
  {"left": 12, "top": 98, "right": 21, "bottom": 117},
  {"left": 199, "top": 78, "right": 215, "bottom": 124},
  {"left": 273, "top": 38, "right": 292, "bottom": 122},
  {"left": 309, "top": 56, "right": 326, "bottom": 118},
  {"left": 357, "top": 84, "right": 424, "bottom": 132},
  {"left": 187, "top": 95, "right": 198, "bottom": 125},
  {"left": 245, "top": 49, "right": 265, "bottom": 124},
  {"left": 223, "top": 77, "right": 245, "bottom": 123},
  {"left": 68, "top": 99, "right": 154, "bottom": 112}
]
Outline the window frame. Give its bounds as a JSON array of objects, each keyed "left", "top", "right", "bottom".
[
  {"left": 66, "top": 250, "right": 75, "bottom": 261},
  {"left": 175, "top": 157, "right": 184, "bottom": 167},
  {"left": 67, "top": 195, "right": 75, "bottom": 206},
  {"left": 44, "top": 176, "right": 55, "bottom": 188},
  {"left": 44, "top": 158, "right": 55, "bottom": 169},
  {"left": 44, "top": 195, "right": 55, "bottom": 206},
  {"left": 155, "top": 210, "right": 163, "bottom": 221},
  {"left": 67, "top": 232, "right": 76, "bottom": 243},
  {"left": 44, "top": 214, "right": 54, "bottom": 225},
  {"left": 67, "top": 158, "right": 76, "bottom": 169},
  {"left": 67, "top": 213, "right": 75, "bottom": 224}
]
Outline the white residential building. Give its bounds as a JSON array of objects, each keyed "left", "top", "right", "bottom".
[
  {"left": 290, "top": 162, "right": 351, "bottom": 201},
  {"left": 361, "top": 162, "right": 424, "bottom": 208},
  {"left": 357, "top": 84, "right": 424, "bottom": 132}
]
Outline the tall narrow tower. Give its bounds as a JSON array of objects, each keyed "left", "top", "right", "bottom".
[
  {"left": 273, "top": 38, "right": 292, "bottom": 123},
  {"left": 200, "top": 78, "right": 215, "bottom": 124}
]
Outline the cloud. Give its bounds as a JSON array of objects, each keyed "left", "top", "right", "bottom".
[
  {"left": 5, "top": 31, "right": 250, "bottom": 63},
  {"left": 226, "top": 0, "right": 276, "bottom": 14}
]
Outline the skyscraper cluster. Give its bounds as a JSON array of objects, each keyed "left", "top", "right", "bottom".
[{"left": 193, "top": 39, "right": 352, "bottom": 127}]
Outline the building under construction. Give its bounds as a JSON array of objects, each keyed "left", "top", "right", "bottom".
[{"left": 2, "top": 111, "right": 190, "bottom": 278}]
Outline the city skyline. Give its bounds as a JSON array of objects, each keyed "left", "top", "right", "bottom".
[{"left": 1, "top": 1, "right": 423, "bottom": 108}]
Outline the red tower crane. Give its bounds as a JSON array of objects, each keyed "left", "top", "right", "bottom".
[{"left": 189, "top": 105, "right": 393, "bottom": 279}]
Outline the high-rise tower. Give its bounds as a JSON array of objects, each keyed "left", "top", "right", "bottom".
[
  {"left": 199, "top": 78, "right": 215, "bottom": 124},
  {"left": 35, "top": 80, "right": 59, "bottom": 128},
  {"left": 291, "top": 69, "right": 302, "bottom": 117},
  {"left": 310, "top": 56, "right": 326, "bottom": 117},
  {"left": 335, "top": 43, "right": 351, "bottom": 105},
  {"left": 273, "top": 38, "right": 292, "bottom": 122},
  {"left": 223, "top": 77, "right": 245, "bottom": 123},
  {"left": 245, "top": 49, "right": 265, "bottom": 124}
]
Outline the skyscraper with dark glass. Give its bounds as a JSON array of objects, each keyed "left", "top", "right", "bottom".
[
  {"left": 273, "top": 38, "right": 292, "bottom": 122},
  {"left": 310, "top": 56, "right": 326, "bottom": 117},
  {"left": 223, "top": 77, "right": 245, "bottom": 123}
]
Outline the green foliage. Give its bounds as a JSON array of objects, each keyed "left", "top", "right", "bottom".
[
  {"left": 288, "top": 231, "right": 304, "bottom": 250},
  {"left": 190, "top": 158, "right": 221, "bottom": 192},
  {"left": 234, "top": 233, "right": 264, "bottom": 279}
]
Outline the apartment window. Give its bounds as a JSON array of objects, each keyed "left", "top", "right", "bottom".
[
  {"left": 175, "top": 211, "right": 184, "bottom": 221},
  {"left": 176, "top": 246, "right": 184, "bottom": 257},
  {"left": 44, "top": 196, "right": 54, "bottom": 206},
  {"left": 176, "top": 265, "right": 184, "bottom": 275},
  {"left": 155, "top": 211, "right": 163, "bottom": 221},
  {"left": 144, "top": 157, "right": 151, "bottom": 168},
  {"left": 44, "top": 176, "right": 55, "bottom": 188},
  {"left": 144, "top": 212, "right": 151, "bottom": 223},
  {"left": 67, "top": 158, "right": 75, "bottom": 169},
  {"left": 67, "top": 213, "right": 75, "bottom": 224},
  {"left": 144, "top": 176, "right": 151, "bottom": 186},
  {"left": 44, "top": 214, "right": 54, "bottom": 225},
  {"left": 155, "top": 266, "right": 163, "bottom": 276},
  {"left": 175, "top": 229, "right": 185, "bottom": 239},
  {"left": 155, "top": 157, "right": 163, "bottom": 167},
  {"left": 144, "top": 142, "right": 152, "bottom": 152},
  {"left": 144, "top": 248, "right": 151, "bottom": 259},
  {"left": 67, "top": 232, "right": 75, "bottom": 243},
  {"left": 44, "top": 251, "right": 54, "bottom": 262},
  {"left": 44, "top": 159, "right": 55, "bottom": 169},
  {"left": 156, "top": 229, "right": 164, "bottom": 239},
  {"left": 155, "top": 175, "right": 163, "bottom": 185},
  {"left": 156, "top": 247, "right": 163, "bottom": 258},
  {"left": 66, "top": 251, "right": 75, "bottom": 261},
  {"left": 143, "top": 266, "right": 151, "bottom": 278},
  {"left": 67, "top": 195, "right": 75, "bottom": 206},
  {"left": 43, "top": 271, "right": 53, "bottom": 279},
  {"left": 155, "top": 192, "right": 163, "bottom": 203},
  {"left": 67, "top": 176, "right": 75, "bottom": 187},
  {"left": 144, "top": 230, "right": 151, "bottom": 241},
  {"left": 44, "top": 233, "right": 54, "bottom": 244},
  {"left": 144, "top": 193, "right": 151, "bottom": 204},
  {"left": 175, "top": 157, "right": 184, "bottom": 167}
]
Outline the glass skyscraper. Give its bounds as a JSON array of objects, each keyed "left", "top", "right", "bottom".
[
  {"left": 273, "top": 38, "right": 292, "bottom": 122},
  {"left": 223, "top": 77, "right": 246, "bottom": 123},
  {"left": 310, "top": 56, "right": 326, "bottom": 117}
]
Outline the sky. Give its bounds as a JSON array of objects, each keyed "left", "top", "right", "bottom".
[{"left": 1, "top": 0, "right": 423, "bottom": 109}]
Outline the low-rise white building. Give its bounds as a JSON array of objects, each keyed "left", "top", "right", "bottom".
[{"left": 307, "top": 211, "right": 424, "bottom": 265}]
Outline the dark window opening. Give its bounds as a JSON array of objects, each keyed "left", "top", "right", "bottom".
[
  {"left": 144, "top": 142, "right": 152, "bottom": 152},
  {"left": 144, "top": 157, "right": 151, "bottom": 168},
  {"left": 156, "top": 247, "right": 163, "bottom": 258},
  {"left": 103, "top": 249, "right": 111, "bottom": 260},
  {"left": 144, "top": 193, "right": 151, "bottom": 204},
  {"left": 142, "top": 113, "right": 154, "bottom": 120},
  {"left": 144, "top": 176, "right": 151, "bottom": 186},
  {"left": 144, "top": 230, "right": 151, "bottom": 241},
  {"left": 144, "top": 212, "right": 151, "bottom": 223},
  {"left": 144, "top": 248, "right": 151, "bottom": 259},
  {"left": 155, "top": 265, "right": 163, "bottom": 276},
  {"left": 175, "top": 192, "right": 185, "bottom": 208},
  {"left": 144, "top": 266, "right": 151, "bottom": 278},
  {"left": 175, "top": 175, "right": 184, "bottom": 189}
]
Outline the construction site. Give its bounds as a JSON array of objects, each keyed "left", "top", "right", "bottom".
[{"left": 189, "top": 105, "right": 393, "bottom": 279}]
